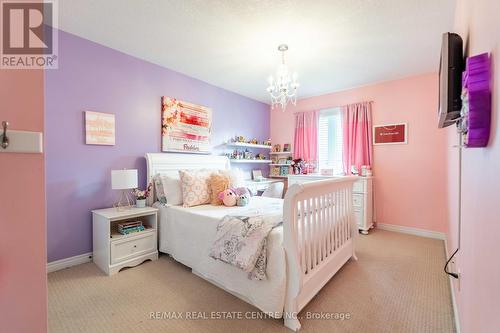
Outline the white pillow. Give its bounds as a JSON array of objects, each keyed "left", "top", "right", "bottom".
[
  {"left": 153, "top": 174, "right": 183, "bottom": 206},
  {"left": 160, "top": 175, "right": 183, "bottom": 206},
  {"left": 219, "top": 169, "right": 246, "bottom": 188}
]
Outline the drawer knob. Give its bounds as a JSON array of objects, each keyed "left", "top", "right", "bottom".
[{"left": 133, "top": 245, "right": 137, "bottom": 248}]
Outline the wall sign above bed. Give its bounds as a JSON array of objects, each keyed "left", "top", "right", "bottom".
[{"left": 161, "top": 97, "right": 212, "bottom": 153}]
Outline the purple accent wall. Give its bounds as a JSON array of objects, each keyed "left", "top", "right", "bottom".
[{"left": 45, "top": 30, "right": 270, "bottom": 262}]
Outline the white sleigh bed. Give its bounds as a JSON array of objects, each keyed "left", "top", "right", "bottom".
[{"left": 146, "top": 153, "right": 358, "bottom": 331}]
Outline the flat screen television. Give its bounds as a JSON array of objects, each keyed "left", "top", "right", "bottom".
[{"left": 438, "top": 32, "right": 464, "bottom": 128}]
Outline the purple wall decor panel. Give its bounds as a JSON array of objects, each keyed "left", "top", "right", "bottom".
[
  {"left": 462, "top": 53, "right": 491, "bottom": 147},
  {"left": 45, "top": 30, "right": 270, "bottom": 262}
]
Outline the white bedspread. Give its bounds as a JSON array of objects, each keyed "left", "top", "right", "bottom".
[{"left": 154, "top": 197, "right": 286, "bottom": 317}]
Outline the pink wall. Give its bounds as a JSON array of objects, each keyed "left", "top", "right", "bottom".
[
  {"left": 447, "top": 0, "right": 500, "bottom": 332},
  {"left": 0, "top": 69, "right": 47, "bottom": 331},
  {"left": 271, "top": 73, "right": 448, "bottom": 232}
]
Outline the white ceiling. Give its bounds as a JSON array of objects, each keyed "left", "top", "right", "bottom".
[{"left": 58, "top": 0, "right": 456, "bottom": 103}]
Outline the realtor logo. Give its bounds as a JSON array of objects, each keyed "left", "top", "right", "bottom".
[{"left": 1, "top": 0, "right": 58, "bottom": 69}]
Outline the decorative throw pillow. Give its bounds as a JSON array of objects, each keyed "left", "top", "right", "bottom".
[
  {"left": 153, "top": 174, "right": 183, "bottom": 205},
  {"left": 153, "top": 174, "right": 168, "bottom": 204},
  {"left": 160, "top": 175, "right": 183, "bottom": 205},
  {"left": 179, "top": 169, "right": 213, "bottom": 207},
  {"left": 209, "top": 173, "right": 231, "bottom": 205}
]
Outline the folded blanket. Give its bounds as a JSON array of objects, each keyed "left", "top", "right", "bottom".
[{"left": 209, "top": 214, "right": 282, "bottom": 280}]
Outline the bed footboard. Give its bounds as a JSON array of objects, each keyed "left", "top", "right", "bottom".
[{"left": 283, "top": 177, "right": 358, "bottom": 331}]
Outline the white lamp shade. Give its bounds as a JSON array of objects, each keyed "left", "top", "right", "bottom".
[{"left": 111, "top": 169, "right": 138, "bottom": 190}]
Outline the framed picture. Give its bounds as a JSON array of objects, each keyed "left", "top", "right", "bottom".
[
  {"left": 85, "top": 111, "right": 115, "bottom": 145},
  {"left": 373, "top": 123, "right": 408, "bottom": 145},
  {"left": 270, "top": 166, "right": 280, "bottom": 177},
  {"left": 252, "top": 170, "right": 263, "bottom": 180},
  {"left": 161, "top": 96, "right": 212, "bottom": 153}
]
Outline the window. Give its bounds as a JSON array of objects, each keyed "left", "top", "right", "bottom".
[{"left": 318, "top": 108, "right": 343, "bottom": 174}]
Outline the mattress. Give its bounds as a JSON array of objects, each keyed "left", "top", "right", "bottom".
[{"left": 154, "top": 196, "right": 286, "bottom": 317}]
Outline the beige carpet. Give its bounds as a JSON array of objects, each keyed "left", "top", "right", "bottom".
[{"left": 48, "top": 229, "right": 455, "bottom": 333}]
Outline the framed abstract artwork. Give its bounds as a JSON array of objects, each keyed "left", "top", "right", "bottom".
[
  {"left": 161, "top": 97, "right": 212, "bottom": 153},
  {"left": 85, "top": 111, "right": 115, "bottom": 145},
  {"left": 373, "top": 123, "right": 408, "bottom": 145}
]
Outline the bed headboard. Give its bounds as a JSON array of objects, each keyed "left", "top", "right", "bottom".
[{"left": 145, "top": 153, "right": 230, "bottom": 181}]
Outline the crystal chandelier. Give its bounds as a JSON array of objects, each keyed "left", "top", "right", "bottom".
[{"left": 267, "top": 44, "right": 299, "bottom": 111}]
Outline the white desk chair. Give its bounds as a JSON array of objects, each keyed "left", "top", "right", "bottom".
[{"left": 261, "top": 181, "right": 284, "bottom": 199}]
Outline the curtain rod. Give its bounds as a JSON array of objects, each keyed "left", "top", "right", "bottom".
[{"left": 292, "top": 100, "right": 373, "bottom": 114}]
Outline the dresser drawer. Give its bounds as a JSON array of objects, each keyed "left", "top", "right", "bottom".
[
  {"left": 110, "top": 232, "right": 156, "bottom": 264},
  {"left": 353, "top": 194, "right": 364, "bottom": 207},
  {"left": 354, "top": 210, "right": 364, "bottom": 228},
  {"left": 353, "top": 180, "right": 365, "bottom": 193}
]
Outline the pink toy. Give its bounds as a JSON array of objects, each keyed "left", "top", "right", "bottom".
[{"left": 218, "top": 189, "right": 237, "bottom": 207}]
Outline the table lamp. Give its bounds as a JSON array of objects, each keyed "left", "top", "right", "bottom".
[{"left": 111, "top": 169, "right": 138, "bottom": 210}]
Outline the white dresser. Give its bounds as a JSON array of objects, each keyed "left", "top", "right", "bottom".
[{"left": 287, "top": 174, "right": 373, "bottom": 234}]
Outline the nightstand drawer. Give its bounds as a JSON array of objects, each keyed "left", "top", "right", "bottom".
[{"left": 110, "top": 232, "right": 155, "bottom": 264}]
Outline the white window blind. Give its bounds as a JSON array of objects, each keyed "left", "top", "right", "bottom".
[{"left": 318, "top": 108, "right": 343, "bottom": 174}]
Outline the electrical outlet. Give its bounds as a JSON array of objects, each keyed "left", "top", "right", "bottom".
[{"left": 448, "top": 258, "right": 461, "bottom": 290}]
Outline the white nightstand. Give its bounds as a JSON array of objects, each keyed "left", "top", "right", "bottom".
[{"left": 92, "top": 206, "right": 159, "bottom": 275}]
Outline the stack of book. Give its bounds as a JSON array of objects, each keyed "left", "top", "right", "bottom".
[{"left": 118, "top": 221, "right": 145, "bottom": 235}]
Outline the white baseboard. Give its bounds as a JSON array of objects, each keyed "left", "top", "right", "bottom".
[
  {"left": 47, "top": 252, "right": 93, "bottom": 273},
  {"left": 376, "top": 223, "right": 446, "bottom": 240},
  {"left": 444, "top": 239, "right": 461, "bottom": 333}
]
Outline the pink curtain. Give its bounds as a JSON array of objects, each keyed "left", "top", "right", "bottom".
[
  {"left": 342, "top": 102, "right": 373, "bottom": 174},
  {"left": 293, "top": 111, "right": 318, "bottom": 162}
]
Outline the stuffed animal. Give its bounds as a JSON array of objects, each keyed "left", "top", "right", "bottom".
[
  {"left": 237, "top": 194, "right": 250, "bottom": 206},
  {"left": 234, "top": 187, "right": 251, "bottom": 206},
  {"left": 218, "top": 189, "right": 237, "bottom": 207},
  {"left": 291, "top": 158, "right": 304, "bottom": 175},
  {"left": 233, "top": 187, "right": 251, "bottom": 197}
]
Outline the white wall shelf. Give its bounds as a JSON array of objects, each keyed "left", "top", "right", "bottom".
[
  {"left": 270, "top": 151, "right": 292, "bottom": 155},
  {"left": 229, "top": 159, "right": 272, "bottom": 164},
  {"left": 226, "top": 142, "right": 272, "bottom": 149}
]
